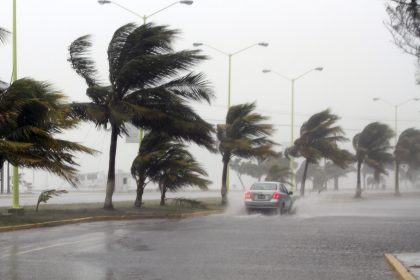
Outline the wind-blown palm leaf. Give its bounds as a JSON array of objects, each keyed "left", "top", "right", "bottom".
[
  {"left": 36, "top": 189, "right": 68, "bottom": 211},
  {"left": 0, "top": 27, "right": 9, "bottom": 44},
  {"left": 68, "top": 35, "right": 99, "bottom": 87}
]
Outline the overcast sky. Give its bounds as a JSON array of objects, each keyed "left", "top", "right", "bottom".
[{"left": 1, "top": 0, "right": 419, "bottom": 190}]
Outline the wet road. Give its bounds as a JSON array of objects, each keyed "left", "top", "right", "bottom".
[{"left": 1, "top": 194, "right": 420, "bottom": 280}]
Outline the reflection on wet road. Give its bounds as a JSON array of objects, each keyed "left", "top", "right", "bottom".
[{"left": 1, "top": 193, "right": 420, "bottom": 280}]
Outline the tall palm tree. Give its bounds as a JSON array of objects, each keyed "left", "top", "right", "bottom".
[
  {"left": 0, "top": 78, "right": 95, "bottom": 183},
  {"left": 131, "top": 131, "right": 210, "bottom": 207},
  {"left": 353, "top": 122, "right": 394, "bottom": 198},
  {"left": 68, "top": 23, "right": 214, "bottom": 209},
  {"left": 286, "top": 109, "right": 353, "bottom": 196},
  {"left": 217, "top": 102, "right": 275, "bottom": 205},
  {"left": 394, "top": 128, "right": 420, "bottom": 195}
]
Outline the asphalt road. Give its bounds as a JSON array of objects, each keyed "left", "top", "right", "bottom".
[{"left": 1, "top": 193, "right": 420, "bottom": 280}]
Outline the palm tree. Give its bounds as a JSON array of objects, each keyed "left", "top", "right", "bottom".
[
  {"left": 324, "top": 161, "right": 356, "bottom": 191},
  {"left": 156, "top": 147, "right": 210, "bottom": 206},
  {"left": 394, "top": 128, "right": 420, "bottom": 195},
  {"left": 265, "top": 164, "right": 292, "bottom": 186},
  {"left": 68, "top": 23, "right": 214, "bottom": 209},
  {"left": 353, "top": 122, "right": 394, "bottom": 198},
  {"left": 131, "top": 131, "right": 210, "bottom": 207},
  {"left": 0, "top": 78, "right": 95, "bottom": 183},
  {"left": 286, "top": 109, "right": 353, "bottom": 196},
  {"left": 217, "top": 102, "right": 275, "bottom": 205}
]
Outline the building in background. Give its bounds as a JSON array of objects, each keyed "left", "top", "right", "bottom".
[{"left": 77, "top": 170, "right": 135, "bottom": 192}]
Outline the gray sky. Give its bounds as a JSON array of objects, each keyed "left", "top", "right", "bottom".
[{"left": 1, "top": 0, "right": 419, "bottom": 190}]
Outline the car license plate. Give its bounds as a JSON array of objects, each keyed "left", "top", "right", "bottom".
[{"left": 258, "top": 194, "right": 265, "bottom": 199}]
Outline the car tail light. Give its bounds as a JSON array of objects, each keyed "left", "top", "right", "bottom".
[
  {"left": 272, "top": 192, "right": 280, "bottom": 200},
  {"left": 244, "top": 191, "right": 252, "bottom": 199}
]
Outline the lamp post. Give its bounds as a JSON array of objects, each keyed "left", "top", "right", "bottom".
[
  {"left": 98, "top": 0, "right": 193, "bottom": 144},
  {"left": 262, "top": 67, "right": 323, "bottom": 191},
  {"left": 193, "top": 42, "right": 268, "bottom": 108},
  {"left": 98, "top": 0, "right": 193, "bottom": 25},
  {"left": 10, "top": 0, "right": 22, "bottom": 213},
  {"left": 192, "top": 42, "right": 269, "bottom": 192},
  {"left": 372, "top": 97, "right": 419, "bottom": 145}
]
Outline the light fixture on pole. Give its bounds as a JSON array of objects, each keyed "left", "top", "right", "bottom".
[
  {"left": 372, "top": 97, "right": 419, "bottom": 144},
  {"left": 98, "top": 0, "right": 193, "bottom": 24},
  {"left": 193, "top": 41, "right": 269, "bottom": 192},
  {"left": 262, "top": 67, "right": 323, "bottom": 191}
]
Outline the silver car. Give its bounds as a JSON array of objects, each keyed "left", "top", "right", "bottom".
[{"left": 244, "top": 181, "right": 293, "bottom": 214}]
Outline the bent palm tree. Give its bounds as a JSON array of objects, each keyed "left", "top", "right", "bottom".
[
  {"left": 353, "top": 122, "right": 394, "bottom": 198},
  {"left": 68, "top": 23, "right": 214, "bottom": 209},
  {"left": 394, "top": 128, "right": 420, "bottom": 195},
  {"left": 286, "top": 109, "right": 353, "bottom": 196},
  {"left": 217, "top": 103, "right": 275, "bottom": 205},
  {"left": 0, "top": 78, "right": 95, "bottom": 183},
  {"left": 131, "top": 131, "right": 210, "bottom": 207}
]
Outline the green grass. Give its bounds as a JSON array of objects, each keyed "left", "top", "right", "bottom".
[{"left": 0, "top": 197, "right": 224, "bottom": 227}]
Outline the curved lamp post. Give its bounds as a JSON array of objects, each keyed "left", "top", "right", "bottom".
[
  {"left": 193, "top": 42, "right": 268, "bottom": 108},
  {"left": 98, "top": 0, "right": 193, "bottom": 24},
  {"left": 262, "top": 67, "right": 323, "bottom": 191},
  {"left": 372, "top": 97, "right": 419, "bottom": 144}
]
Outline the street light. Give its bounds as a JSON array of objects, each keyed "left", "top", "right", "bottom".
[
  {"left": 192, "top": 42, "right": 269, "bottom": 108},
  {"left": 99, "top": 0, "right": 193, "bottom": 144},
  {"left": 372, "top": 97, "right": 420, "bottom": 144},
  {"left": 262, "top": 67, "right": 323, "bottom": 191},
  {"left": 98, "top": 0, "right": 194, "bottom": 24},
  {"left": 193, "top": 42, "right": 268, "bottom": 193}
]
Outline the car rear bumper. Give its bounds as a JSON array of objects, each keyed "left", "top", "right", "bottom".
[{"left": 245, "top": 200, "right": 280, "bottom": 209}]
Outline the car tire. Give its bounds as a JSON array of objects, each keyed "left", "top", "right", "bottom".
[{"left": 279, "top": 203, "right": 286, "bottom": 215}]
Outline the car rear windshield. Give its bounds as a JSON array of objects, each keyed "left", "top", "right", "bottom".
[{"left": 250, "top": 183, "right": 277, "bottom": 190}]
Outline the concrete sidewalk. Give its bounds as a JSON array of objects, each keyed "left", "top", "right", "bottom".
[{"left": 385, "top": 253, "right": 420, "bottom": 280}]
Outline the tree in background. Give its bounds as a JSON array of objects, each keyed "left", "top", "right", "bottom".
[
  {"left": 353, "top": 122, "right": 394, "bottom": 198},
  {"left": 286, "top": 109, "right": 353, "bottom": 196},
  {"left": 386, "top": 0, "right": 420, "bottom": 82},
  {"left": 68, "top": 23, "right": 214, "bottom": 209},
  {"left": 217, "top": 103, "right": 275, "bottom": 205},
  {"left": 394, "top": 128, "right": 420, "bottom": 195},
  {"left": 131, "top": 132, "right": 210, "bottom": 207}
]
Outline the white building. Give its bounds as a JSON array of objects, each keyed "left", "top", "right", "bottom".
[{"left": 76, "top": 170, "right": 135, "bottom": 192}]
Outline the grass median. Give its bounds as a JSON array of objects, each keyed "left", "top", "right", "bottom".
[{"left": 0, "top": 197, "right": 224, "bottom": 229}]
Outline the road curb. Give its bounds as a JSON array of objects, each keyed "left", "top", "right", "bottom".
[
  {"left": 385, "top": 254, "right": 417, "bottom": 280},
  {"left": 0, "top": 209, "right": 224, "bottom": 233}
]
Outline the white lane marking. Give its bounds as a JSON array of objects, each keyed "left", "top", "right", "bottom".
[{"left": 0, "top": 237, "right": 99, "bottom": 259}]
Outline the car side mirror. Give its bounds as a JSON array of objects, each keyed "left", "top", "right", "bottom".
[{"left": 288, "top": 191, "right": 293, "bottom": 195}]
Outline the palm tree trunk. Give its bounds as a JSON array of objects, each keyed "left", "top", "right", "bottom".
[
  {"left": 334, "top": 176, "right": 339, "bottom": 191},
  {"left": 355, "top": 161, "right": 362, "bottom": 198},
  {"left": 234, "top": 171, "right": 246, "bottom": 190},
  {"left": 160, "top": 183, "right": 167, "bottom": 206},
  {"left": 221, "top": 156, "right": 229, "bottom": 205},
  {"left": 104, "top": 126, "right": 119, "bottom": 209},
  {"left": 300, "top": 160, "right": 309, "bottom": 196},
  {"left": 395, "top": 160, "right": 401, "bottom": 196},
  {"left": 134, "top": 175, "right": 146, "bottom": 208}
]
